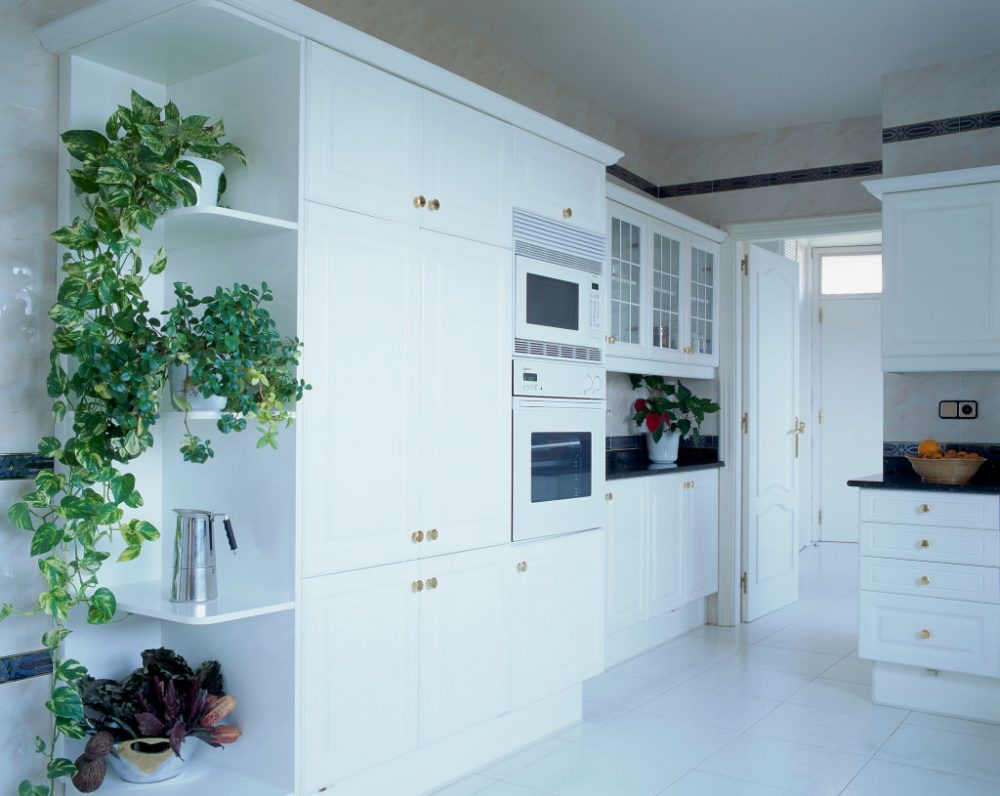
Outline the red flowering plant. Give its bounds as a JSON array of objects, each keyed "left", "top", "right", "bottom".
[{"left": 629, "top": 374, "right": 720, "bottom": 443}]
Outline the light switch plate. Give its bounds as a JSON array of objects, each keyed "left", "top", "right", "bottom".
[{"left": 939, "top": 400, "right": 958, "bottom": 418}]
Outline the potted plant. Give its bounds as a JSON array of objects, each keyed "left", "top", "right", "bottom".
[
  {"left": 629, "top": 374, "right": 720, "bottom": 464},
  {"left": 70, "top": 648, "right": 240, "bottom": 791},
  {"left": 0, "top": 91, "right": 307, "bottom": 795}
]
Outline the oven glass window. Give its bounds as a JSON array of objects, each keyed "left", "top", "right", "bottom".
[
  {"left": 526, "top": 273, "right": 579, "bottom": 331},
  {"left": 530, "top": 432, "right": 592, "bottom": 503}
]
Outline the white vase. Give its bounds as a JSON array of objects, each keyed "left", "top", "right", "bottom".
[
  {"left": 180, "top": 156, "right": 224, "bottom": 208},
  {"left": 646, "top": 429, "right": 681, "bottom": 464},
  {"left": 169, "top": 366, "right": 227, "bottom": 412}
]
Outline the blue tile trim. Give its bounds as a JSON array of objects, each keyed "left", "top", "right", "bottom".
[
  {"left": 606, "top": 164, "right": 660, "bottom": 198},
  {"left": 0, "top": 453, "right": 54, "bottom": 480},
  {"left": 883, "top": 110, "right": 1000, "bottom": 143},
  {"left": 0, "top": 650, "right": 52, "bottom": 684},
  {"left": 884, "top": 441, "right": 1000, "bottom": 458}
]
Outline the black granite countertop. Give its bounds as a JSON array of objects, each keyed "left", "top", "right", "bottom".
[
  {"left": 607, "top": 446, "right": 724, "bottom": 481},
  {"left": 848, "top": 456, "right": 1000, "bottom": 495}
]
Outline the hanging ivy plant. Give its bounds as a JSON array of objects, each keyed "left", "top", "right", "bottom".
[{"left": 1, "top": 90, "right": 308, "bottom": 795}]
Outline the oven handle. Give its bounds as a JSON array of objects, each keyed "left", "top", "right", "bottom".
[{"left": 514, "top": 398, "right": 605, "bottom": 411}]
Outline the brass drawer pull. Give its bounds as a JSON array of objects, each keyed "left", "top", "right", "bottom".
[
  {"left": 426, "top": 577, "right": 438, "bottom": 590},
  {"left": 605, "top": 492, "right": 613, "bottom": 501},
  {"left": 411, "top": 580, "right": 424, "bottom": 592},
  {"left": 516, "top": 561, "right": 528, "bottom": 573},
  {"left": 919, "top": 575, "right": 931, "bottom": 586},
  {"left": 412, "top": 530, "right": 424, "bottom": 543},
  {"left": 427, "top": 528, "right": 438, "bottom": 541},
  {"left": 562, "top": 207, "right": 573, "bottom": 219},
  {"left": 919, "top": 629, "right": 931, "bottom": 640},
  {"left": 919, "top": 503, "right": 931, "bottom": 514},
  {"left": 428, "top": 198, "right": 441, "bottom": 211},
  {"left": 413, "top": 195, "right": 426, "bottom": 208},
  {"left": 918, "top": 539, "right": 930, "bottom": 549}
]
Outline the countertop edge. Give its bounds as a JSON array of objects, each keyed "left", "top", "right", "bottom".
[
  {"left": 847, "top": 475, "right": 1000, "bottom": 495},
  {"left": 607, "top": 460, "right": 725, "bottom": 481}
]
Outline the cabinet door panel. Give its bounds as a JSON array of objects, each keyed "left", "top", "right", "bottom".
[
  {"left": 686, "top": 237, "right": 720, "bottom": 368},
  {"left": 418, "top": 547, "right": 511, "bottom": 744},
  {"left": 605, "top": 479, "right": 647, "bottom": 631},
  {"left": 300, "top": 562, "right": 419, "bottom": 790},
  {"left": 301, "top": 204, "right": 420, "bottom": 575},
  {"left": 648, "top": 221, "right": 685, "bottom": 363},
  {"left": 683, "top": 469, "right": 719, "bottom": 603},
  {"left": 607, "top": 202, "right": 647, "bottom": 358},
  {"left": 422, "top": 93, "right": 514, "bottom": 247},
  {"left": 511, "top": 530, "right": 605, "bottom": 708},
  {"left": 514, "top": 130, "right": 605, "bottom": 234},
  {"left": 420, "top": 233, "right": 511, "bottom": 557},
  {"left": 649, "top": 475, "right": 685, "bottom": 615},
  {"left": 305, "top": 43, "right": 422, "bottom": 223}
]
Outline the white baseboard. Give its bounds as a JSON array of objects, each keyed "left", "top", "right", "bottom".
[
  {"left": 604, "top": 598, "right": 707, "bottom": 667},
  {"left": 873, "top": 662, "right": 1000, "bottom": 724}
]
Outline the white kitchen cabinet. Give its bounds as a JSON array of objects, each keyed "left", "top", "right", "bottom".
[
  {"left": 306, "top": 42, "right": 514, "bottom": 248},
  {"left": 300, "top": 561, "right": 420, "bottom": 790},
  {"left": 511, "top": 530, "right": 605, "bottom": 708},
  {"left": 683, "top": 469, "right": 720, "bottom": 603},
  {"left": 605, "top": 183, "right": 725, "bottom": 377},
  {"left": 605, "top": 478, "right": 648, "bottom": 632},
  {"left": 865, "top": 167, "right": 1000, "bottom": 371},
  {"left": 649, "top": 477, "right": 684, "bottom": 615},
  {"left": 514, "top": 129, "right": 606, "bottom": 234}
]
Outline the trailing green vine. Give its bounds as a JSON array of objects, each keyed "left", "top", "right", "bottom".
[{"left": 1, "top": 91, "right": 307, "bottom": 795}]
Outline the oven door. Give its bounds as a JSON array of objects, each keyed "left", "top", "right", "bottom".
[
  {"left": 513, "top": 397, "right": 605, "bottom": 541},
  {"left": 515, "top": 256, "right": 590, "bottom": 347}
]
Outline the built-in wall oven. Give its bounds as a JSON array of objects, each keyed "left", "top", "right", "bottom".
[{"left": 512, "top": 358, "right": 606, "bottom": 542}]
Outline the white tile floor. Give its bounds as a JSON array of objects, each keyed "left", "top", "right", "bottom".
[{"left": 430, "top": 543, "right": 1000, "bottom": 795}]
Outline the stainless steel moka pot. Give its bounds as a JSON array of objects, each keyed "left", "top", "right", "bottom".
[{"left": 171, "top": 509, "right": 238, "bottom": 602}]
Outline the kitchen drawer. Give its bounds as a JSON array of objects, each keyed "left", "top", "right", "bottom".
[
  {"left": 860, "top": 522, "right": 1000, "bottom": 566},
  {"left": 859, "top": 591, "right": 1000, "bottom": 677},
  {"left": 860, "top": 556, "right": 1000, "bottom": 604},
  {"left": 860, "top": 489, "right": 999, "bottom": 530}
]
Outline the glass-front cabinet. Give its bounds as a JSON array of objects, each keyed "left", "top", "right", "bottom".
[{"left": 606, "top": 196, "right": 721, "bottom": 373}]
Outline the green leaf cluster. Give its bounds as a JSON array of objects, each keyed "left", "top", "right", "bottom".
[{"left": 629, "top": 374, "right": 721, "bottom": 443}]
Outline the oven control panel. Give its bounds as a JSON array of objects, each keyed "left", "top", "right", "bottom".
[{"left": 513, "top": 358, "right": 605, "bottom": 399}]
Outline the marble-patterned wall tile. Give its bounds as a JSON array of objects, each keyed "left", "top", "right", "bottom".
[
  {"left": 0, "top": 674, "right": 50, "bottom": 792},
  {"left": 883, "top": 127, "right": 1000, "bottom": 178},
  {"left": 883, "top": 51, "right": 1000, "bottom": 127},
  {"left": 883, "top": 372, "right": 1000, "bottom": 444},
  {"left": 606, "top": 371, "right": 719, "bottom": 438}
]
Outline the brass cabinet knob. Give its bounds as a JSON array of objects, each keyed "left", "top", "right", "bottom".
[
  {"left": 919, "top": 629, "right": 931, "bottom": 640},
  {"left": 412, "top": 530, "right": 424, "bottom": 543},
  {"left": 605, "top": 492, "right": 613, "bottom": 501},
  {"left": 562, "top": 207, "right": 573, "bottom": 219},
  {"left": 919, "top": 575, "right": 931, "bottom": 586},
  {"left": 426, "top": 576, "right": 438, "bottom": 590},
  {"left": 516, "top": 561, "right": 528, "bottom": 573},
  {"left": 919, "top": 539, "right": 930, "bottom": 549},
  {"left": 428, "top": 198, "right": 441, "bottom": 211},
  {"left": 606, "top": 335, "right": 617, "bottom": 345},
  {"left": 413, "top": 195, "right": 427, "bottom": 208},
  {"left": 427, "top": 528, "right": 438, "bottom": 541},
  {"left": 919, "top": 503, "right": 931, "bottom": 513},
  {"left": 411, "top": 580, "right": 424, "bottom": 592}
]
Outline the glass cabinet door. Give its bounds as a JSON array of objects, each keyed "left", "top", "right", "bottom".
[
  {"left": 688, "top": 244, "right": 715, "bottom": 357},
  {"left": 610, "top": 215, "right": 642, "bottom": 348},
  {"left": 652, "top": 230, "right": 681, "bottom": 354}
]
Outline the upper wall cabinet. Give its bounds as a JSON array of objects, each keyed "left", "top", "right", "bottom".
[
  {"left": 514, "top": 130, "right": 606, "bottom": 234},
  {"left": 865, "top": 167, "right": 1000, "bottom": 372},
  {"left": 305, "top": 43, "right": 514, "bottom": 248},
  {"left": 605, "top": 183, "right": 725, "bottom": 377}
]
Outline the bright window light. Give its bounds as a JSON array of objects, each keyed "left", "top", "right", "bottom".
[{"left": 821, "top": 254, "right": 882, "bottom": 295}]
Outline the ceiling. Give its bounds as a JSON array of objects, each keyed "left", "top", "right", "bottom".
[{"left": 416, "top": 0, "right": 1000, "bottom": 143}]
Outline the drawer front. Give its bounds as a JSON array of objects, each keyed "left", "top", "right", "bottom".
[
  {"left": 860, "top": 556, "right": 1000, "bottom": 604},
  {"left": 860, "top": 489, "right": 999, "bottom": 530},
  {"left": 859, "top": 591, "right": 1000, "bottom": 677},
  {"left": 860, "top": 522, "right": 1000, "bottom": 566}
]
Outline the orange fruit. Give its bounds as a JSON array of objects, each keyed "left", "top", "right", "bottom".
[
  {"left": 945, "top": 449, "right": 958, "bottom": 459},
  {"left": 918, "top": 439, "right": 941, "bottom": 458}
]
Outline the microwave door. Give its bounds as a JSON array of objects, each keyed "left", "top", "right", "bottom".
[{"left": 515, "top": 257, "right": 589, "bottom": 347}]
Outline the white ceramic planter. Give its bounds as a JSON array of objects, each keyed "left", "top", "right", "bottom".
[
  {"left": 169, "top": 365, "right": 227, "bottom": 412},
  {"left": 181, "top": 156, "right": 224, "bottom": 208},
  {"left": 107, "top": 737, "right": 199, "bottom": 784},
  {"left": 646, "top": 429, "right": 681, "bottom": 464}
]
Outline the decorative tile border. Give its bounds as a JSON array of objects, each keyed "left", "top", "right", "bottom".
[
  {"left": 0, "top": 453, "right": 54, "bottom": 480},
  {"left": 883, "top": 109, "right": 1000, "bottom": 143},
  {"left": 0, "top": 650, "right": 53, "bottom": 685},
  {"left": 883, "top": 441, "right": 1000, "bottom": 458}
]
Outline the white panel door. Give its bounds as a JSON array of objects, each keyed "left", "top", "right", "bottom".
[
  {"left": 418, "top": 546, "right": 511, "bottom": 744},
  {"left": 300, "top": 562, "right": 419, "bottom": 791},
  {"left": 511, "top": 530, "right": 605, "bottom": 708},
  {"left": 513, "top": 129, "right": 605, "bottom": 234},
  {"left": 419, "top": 232, "right": 511, "bottom": 557},
  {"left": 422, "top": 92, "right": 514, "bottom": 247},
  {"left": 300, "top": 204, "right": 421, "bottom": 576},
  {"left": 684, "top": 469, "right": 720, "bottom": 603},
  {"left": 605, "top": 478, "right": 647, "bottom": 632},
  {"left": 743, "top": 244, "right": 801, "bottom": 621},
  {"left": 648, "top": 475, "right": 684, "bottom": 616},
  {"left": 304, "top": 43, "right": 422, "bottom": 223}
]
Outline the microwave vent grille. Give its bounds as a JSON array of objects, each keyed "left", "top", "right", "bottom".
[
  {"left": 515, "top": 242, "right": 601, "bottom": 276},
  {"left": 515, "top": 338, "right": 601, "bottom": 362},
  {"left": 513, "top": 208, "right": 604, "bottom": 274}
]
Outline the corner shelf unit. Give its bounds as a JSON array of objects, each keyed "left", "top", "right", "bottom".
[{"left": 161, "top": 206, "right": 298, "bottom": 250}]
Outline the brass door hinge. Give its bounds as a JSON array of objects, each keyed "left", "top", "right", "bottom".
[
  {"left": 818, "top": 408, "right": 824, "bottom": 425},
  {"left": 818, "top": 510, "right": 823, "bottom": 525},
  {"left": 740, "top": 572, "right": 748, "bottom": 594},
  {"left": 741, "top": 411, "right": 748, "bottom": 434},
  {"left": 741, "top": 254, "right": 749, "bottom": 275},
  {"left": 818, "top": 306, "right": 824, "bottom": 323}
]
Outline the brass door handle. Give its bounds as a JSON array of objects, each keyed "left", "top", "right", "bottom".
[
  {"left": 919, "top": 629, "right": 931, "bottom": 640},
  {"left": 428, "top": 198, "right": 441, "bottom": 211},
  {"left": 919, "top": 539, "right": 930, "bottom": 549},
  {"left": 919, "top": 503, "right": 931, "bottom": 514},
  {"left": 919, "top": 576, "right": 931, "bottom": 585},
  {"left": 794, "top": 418, "right": 806, "bottom": 458},
  {"left": 562, "top": 207, "right": 573, "bottom": 219},
  {"left": 426, "top": 577, "right": 438, "bottom": 590},
  {"left": 411, "top": 530, "right": 424, "bottom": 543},
  {"left": 427, "top": 528, "right": 438, "bottom": 541},
  {"left": 411, "top": 580, "right": 424, "bottom": 592},
  {"left": 413, "top": 195, "right": 426, "bottom": 208}
]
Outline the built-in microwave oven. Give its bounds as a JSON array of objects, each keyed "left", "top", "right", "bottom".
[{"left": 513, "top": 208, "right": 605, "bottom": 363}]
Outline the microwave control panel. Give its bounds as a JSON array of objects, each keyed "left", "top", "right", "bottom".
[
  {"left": 513, "top": 358, "right": 605, "bottom": 400},
  {"left": 589, "top": 281, "right": 602, "bottom": 341}
]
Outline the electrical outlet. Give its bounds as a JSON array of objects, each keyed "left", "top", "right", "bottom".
[{"left": 958, "top": 400, "right": 978, "bottom": 419}]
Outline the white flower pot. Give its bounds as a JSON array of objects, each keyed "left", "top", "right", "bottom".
[
  {"left": 169, "top": 365, "right": 227, "bottom": 412},
  {"left": 646, "top": 429, "right": 681, "bottom": 464},
  {"left": 180, "top": 156, "right": 224, "bottom": 208}
]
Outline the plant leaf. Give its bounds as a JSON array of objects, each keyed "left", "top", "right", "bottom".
[
  {"left": 87, "top": 587, "right": 117, "bottom": 624},
  {"left": 30, "top": 523, "right": 63, "bottom": 556},
  {"left": 46, "top": 756, "right": 77, "bottom": 779},
  {"left": 55, "top": 658, "right": 88, "bottom": 683},
  {"left": 48, "top": 686, "right": 84, "bottom": 720},
  {"left": 8, "top": 502, "right": 34, "bottom": 531}
]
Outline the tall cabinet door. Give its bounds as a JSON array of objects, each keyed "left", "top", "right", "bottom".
[
  {"left": 683, "top": 468, "right": 719, "bottom": 603},
  {"left": 649, "top": 222, "right": 684, "bottom": 362},
  {"left": 607, "top": 203, "right": 647, "bottom": 358},
  {"left": 300, "top": 204, "right": 421, "bottom": 576},
  {"left": 605, "top": 478, "right": 647, "bottom": 632},
  {"left": 422, "top": 92, "right": 515, "bottom": 247},
  {"left": 511, "top": 530, "right": 605, "bottom": 708},
  {"left": 418, "top": 546, "right": 511, "bottom": 744},
  {"left": 419, "top": 232, "right": 511, "bottom": 558},
  {"left": 304, "top": 43, "right": 423, "bottom": 223},
  {"left": 649, "top": 474, "right": 685, "bottom": 615},
  {"left": 686, "top": 236, "right": 720, "bottom": 367},
  {"left": 300, "top": 562, "right": 419, "bottom": 791}
]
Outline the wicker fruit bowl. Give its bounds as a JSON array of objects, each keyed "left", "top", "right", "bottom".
[{"left": 906, "top": 455, "right": 986, "bottom": 484}]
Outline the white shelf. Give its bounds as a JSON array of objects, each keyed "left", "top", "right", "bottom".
[
  {"left": 161, "top": 206, "right": 297, "bottom": 249},
  {"left": 113, "top": 580, "right": 294, "bottom": 625}
]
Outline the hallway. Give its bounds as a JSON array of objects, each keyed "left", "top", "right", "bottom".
[{"left": 431, "top": 543, "right": 1000, "bottom": 795}]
